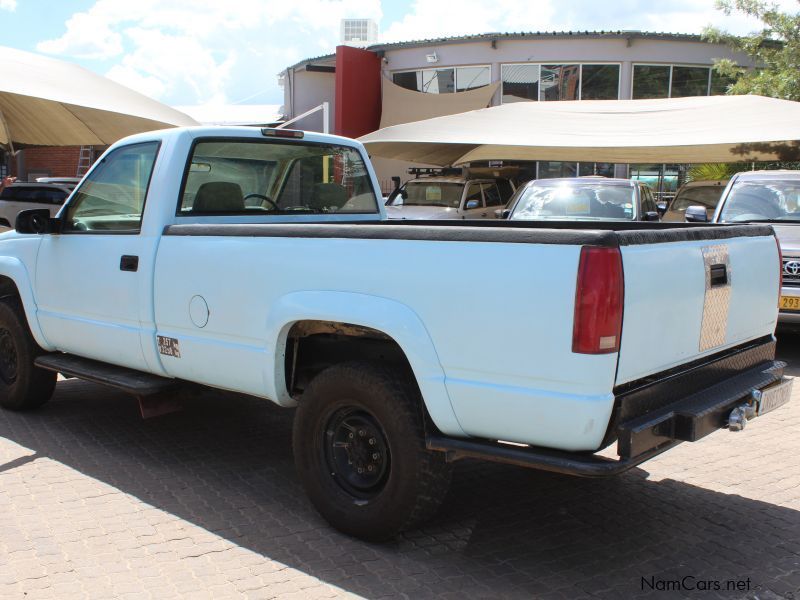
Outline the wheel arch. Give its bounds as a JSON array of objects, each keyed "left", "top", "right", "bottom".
[
  {"left": 265, "top": 290, "right": 464, "bottom": 437},
  {"left": 0, "top": 257, "right": 52, "bottom": 351}
]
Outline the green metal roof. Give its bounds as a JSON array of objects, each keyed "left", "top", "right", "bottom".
[{"left": 285, "top": 30, "right": 717, "bottom": 71}]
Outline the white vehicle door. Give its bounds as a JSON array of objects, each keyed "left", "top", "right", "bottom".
[
  {"left": 33, "top": 142, "right": 160, "bottom": 372},
  {"left": 461, "top": 182, "right": 487, "bottom": 219}
]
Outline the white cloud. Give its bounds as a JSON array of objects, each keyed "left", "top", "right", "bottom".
[
  {"left": 381, "top": 0, "right": 800, "bottom": 43},
  {"left": 0, "top": 0, "right": 16, "bottom": 10},
  {"left": 36, "top": 0, "right": 381, "bottom": 105},
  {"left": 33, "top": 0, "right": 800, "bottom": 105}
]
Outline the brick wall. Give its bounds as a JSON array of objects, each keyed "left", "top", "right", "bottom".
[{"left": 15, "top": 146, "right": 82, "bottom": 180}]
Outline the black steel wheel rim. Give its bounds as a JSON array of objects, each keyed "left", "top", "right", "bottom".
[
  {"left": 324, "top": 407, "right": 390, "bottom": 500},
  {"left": 0, "top": 328, "right": 17, "bottom": 384}
]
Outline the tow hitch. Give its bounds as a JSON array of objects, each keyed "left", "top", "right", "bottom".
[{"left": 728, "top": 379, "right": 793, "bottom": 431}]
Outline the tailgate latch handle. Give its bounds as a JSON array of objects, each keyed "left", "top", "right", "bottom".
[{"left": 709, "top": 263, "right": 728, "bottom": 287}]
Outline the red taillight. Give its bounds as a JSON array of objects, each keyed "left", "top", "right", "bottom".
[
  {"left": 572, "top": 246, "right": 624, "bottom": 354},
  {"left": 777, "top": 236, "right": 783, "bottom": 308}
]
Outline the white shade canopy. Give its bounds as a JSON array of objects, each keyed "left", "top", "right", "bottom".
[
  {"left": 0, "top": 46, "right": 197, "bottom": 149},
  {"left": 360, "top": 95, "right": 800, "bottom": 166}
]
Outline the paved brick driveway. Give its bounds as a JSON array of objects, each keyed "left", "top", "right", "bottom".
[{"left": 1, "top": 337, "right": 799, "bottom": 599}]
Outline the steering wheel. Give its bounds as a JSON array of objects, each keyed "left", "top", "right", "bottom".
[{"left": 243, "top": 193, "right": 278, "bottom": 211}]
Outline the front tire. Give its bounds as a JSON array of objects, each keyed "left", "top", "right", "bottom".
[
  {"left": 293, "top": 361, "right": 451, "bottom": 541},
  {"left": 0, "top": 300, "right": 56, "bottom": 410}
]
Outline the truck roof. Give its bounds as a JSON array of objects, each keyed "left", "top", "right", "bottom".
[{"left": 110, "top": 125, "right": 367, "bottom": 151}]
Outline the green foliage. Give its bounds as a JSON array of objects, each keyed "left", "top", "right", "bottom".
[
  {"left": 703, "top": 0, "right": 800, "bottom": 100},
  {"left": 686, "top": 163, "right": 740, "bottom": 182}
]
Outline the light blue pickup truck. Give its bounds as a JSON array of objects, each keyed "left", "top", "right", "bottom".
[{"left": 0, "top": 126, "right": 791, "bottom": 540}]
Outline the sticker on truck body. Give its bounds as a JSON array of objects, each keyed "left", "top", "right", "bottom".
[
  {"left": 157, "top": 335, "right": 181, "bottom": 358},
  {"left": 699, "top": 245, "right": 731, "bottom": 352}
]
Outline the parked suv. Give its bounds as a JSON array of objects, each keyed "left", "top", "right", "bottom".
[
  {"left": 704, "top": 170, "right": 800, "bottom": 327},
  {"left": 0, "top": 182, "right": 72, "bottom": 229},
  {"left": 661, "top": 179, "right": 729, "bottom": 222},
  {"left": 385, "top": 176, "right": 514, "bottom": 219}
]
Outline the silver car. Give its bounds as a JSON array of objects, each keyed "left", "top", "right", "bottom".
[
  {"left": 710, "top": 170, "right": 800, "bottom": 327},
  {"left": 504, "top": 177, "right": 662, "bottom": 222},
  {"left": 385, "top": 176, "right": 510, "bottom": 220}
]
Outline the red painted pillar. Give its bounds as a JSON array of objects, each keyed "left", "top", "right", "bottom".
[{"left": 334, "top": 45, "right": 382, "bottom": 138}]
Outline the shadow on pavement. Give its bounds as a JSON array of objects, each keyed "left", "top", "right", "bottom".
[{"left": 0, "top": 374, "right": 798, "bottom": 599}]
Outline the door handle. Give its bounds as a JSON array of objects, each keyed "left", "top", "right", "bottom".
[
  {"left": 120, "top": 255, "right": 139, "bottom": 272},
  {"left": 709, "top": 263, "right": 727, "bottom": 287}
]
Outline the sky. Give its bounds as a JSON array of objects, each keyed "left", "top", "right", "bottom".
[{"left": 0, "top": 0, "right": 797, "bottom": 109}]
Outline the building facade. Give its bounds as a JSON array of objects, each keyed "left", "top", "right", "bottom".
[{"left": 280, "top": 31, "right": 754, "bottom": 195}]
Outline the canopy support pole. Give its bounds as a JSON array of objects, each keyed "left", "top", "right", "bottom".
[{"left": 0, "top": 107, "right": 16, "bottom": 156}]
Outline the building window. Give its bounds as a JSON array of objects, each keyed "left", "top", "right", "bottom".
[
  {"left": 421, "top": 68, "right": 454, "bottom": 93},
  {"left": 393, "top": 65, "right": 489, "bottom": 94},
  {"left": 502, "top": 63, "right": 620, "bottom": 103},
  {"left": 671, "top": 66, "right": 710, "bottom": 97},
  {"left": 456, "top": 66, "right": 490, "bottom": 91},
  {"left": 710, "top": 70, "right": 737, "bottom": 95},
  {"left": 537, "top": 161, "right": 615, "bottom": 178},
  {"left": 501, "top": 64, "right": 540, "bottom": 103},
  {"left": 581, "top": 64, "right": 620, "bottom": 100},
  {"left": 632, "top": 64, "right": 724, "bottom": 99},
  {"left": 632, "top": 65, "right": 671, "bottom": 99},
  {"left": 393, "top": 71, "right": 421, "bottom": 92},
  {"left": 540, "top": 65, "right": 580, "bottom": 101}
]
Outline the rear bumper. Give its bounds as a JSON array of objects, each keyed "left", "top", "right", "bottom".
[{"left": 426, "top": 336, "right": 789, "bottom": 477}]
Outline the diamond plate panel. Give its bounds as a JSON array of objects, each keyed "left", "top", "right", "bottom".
[{"left": 699, "top": 244, "right": 731, "bottom": 352}]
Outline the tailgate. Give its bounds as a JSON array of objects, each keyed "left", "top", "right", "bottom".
[{"left": 615, "top": 225, "right": 779, "bottom": 385}]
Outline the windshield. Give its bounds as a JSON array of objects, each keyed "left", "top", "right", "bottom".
[
  {"left": 392, "top": 182, "right": 463, "bottom": 208},
  {"left": 510, "top": 182, "right": 636, "bottom": 221},
  {"left": 670, "top": 186, "right": 724, "bottom": 211},
  {"left": 717, "top": 179, "right": 800, "bottom": 223}
]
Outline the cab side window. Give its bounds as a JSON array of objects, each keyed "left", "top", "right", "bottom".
[
  {"left": 482, "top": 183, "right": 502, "bottom": 207},
  {"left": 62, "top": 142, "right": 159, "bottom": 233},
  {"left": 464, "top": 183, "right": 483, "bottom": 208}
]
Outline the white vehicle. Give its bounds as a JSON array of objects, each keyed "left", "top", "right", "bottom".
[
  {"left": 704, "top": 170, "right": 800, "bottom": 328},
  {"left": 0, "top": 182, "right": 72, "bottom": 229},
  {"left": 0, "top": 126, "right": 790, "bottom": 541}
]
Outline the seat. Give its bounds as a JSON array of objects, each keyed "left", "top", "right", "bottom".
[
  {"left": 310, "top": 183, "right": 348, "bottom": 211},
  {"left": 192, "top": 182, "right": 244, "bottom": 213}
]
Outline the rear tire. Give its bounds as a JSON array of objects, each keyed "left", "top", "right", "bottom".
[
  {"left": 0, "top": 300, "right": 56, "bottom": 410},
  {"left": 293, "top": 361, "right": 451, "bottom": 541}
]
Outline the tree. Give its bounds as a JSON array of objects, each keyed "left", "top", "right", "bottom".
[{"left": 703, "top": 0, "right": 800, "bottom": 100}]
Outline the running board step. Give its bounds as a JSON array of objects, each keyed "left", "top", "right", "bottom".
[{"left": 35, "top": 353, "right": 179, "bottom": 396}]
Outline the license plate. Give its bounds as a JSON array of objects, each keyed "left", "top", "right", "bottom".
[
  {"left": 780, "top": 295, "right": 800, "bottom": 310},
  {"left": 756, "top": 378, "right": 793, "bottom": 416}
]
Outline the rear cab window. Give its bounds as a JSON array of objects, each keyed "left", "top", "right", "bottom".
[{"left": 178, "top": 139, "right": 379, "bottom": 217}]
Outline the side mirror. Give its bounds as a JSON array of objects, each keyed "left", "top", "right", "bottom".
[
  {"left": 656, "top": 202, "right": 667, "bottom": 215},
  {"left": 684, "top": 205, "right": 709, "bottom": 223},
  {"left": 465, "top": 199, "right": 480, "bottom": 210},
  {"left": 643, "top": 211, "right": 660, "bottom": 221},
  {"left": 15, "top": 209, "right": 59, "bottom": 234},
  {"left": 495, "top": 208, "right": 511, "bottom": 219}
]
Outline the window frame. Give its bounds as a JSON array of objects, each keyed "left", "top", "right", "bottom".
[
  {"left": 631, "top": 63, "right": 713, "bottom": 99},
  {"left": 501, "top": 62, "right": 622, "bottom": 103},
  {"left": 392, "top": 64, "right": 491, "bottom": 94},
  {"left": 174, "top": 136, "right": 381, "bottom": 218},
  {"left": 60, "top": 140, "right": 161, "bottom": 236}
]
